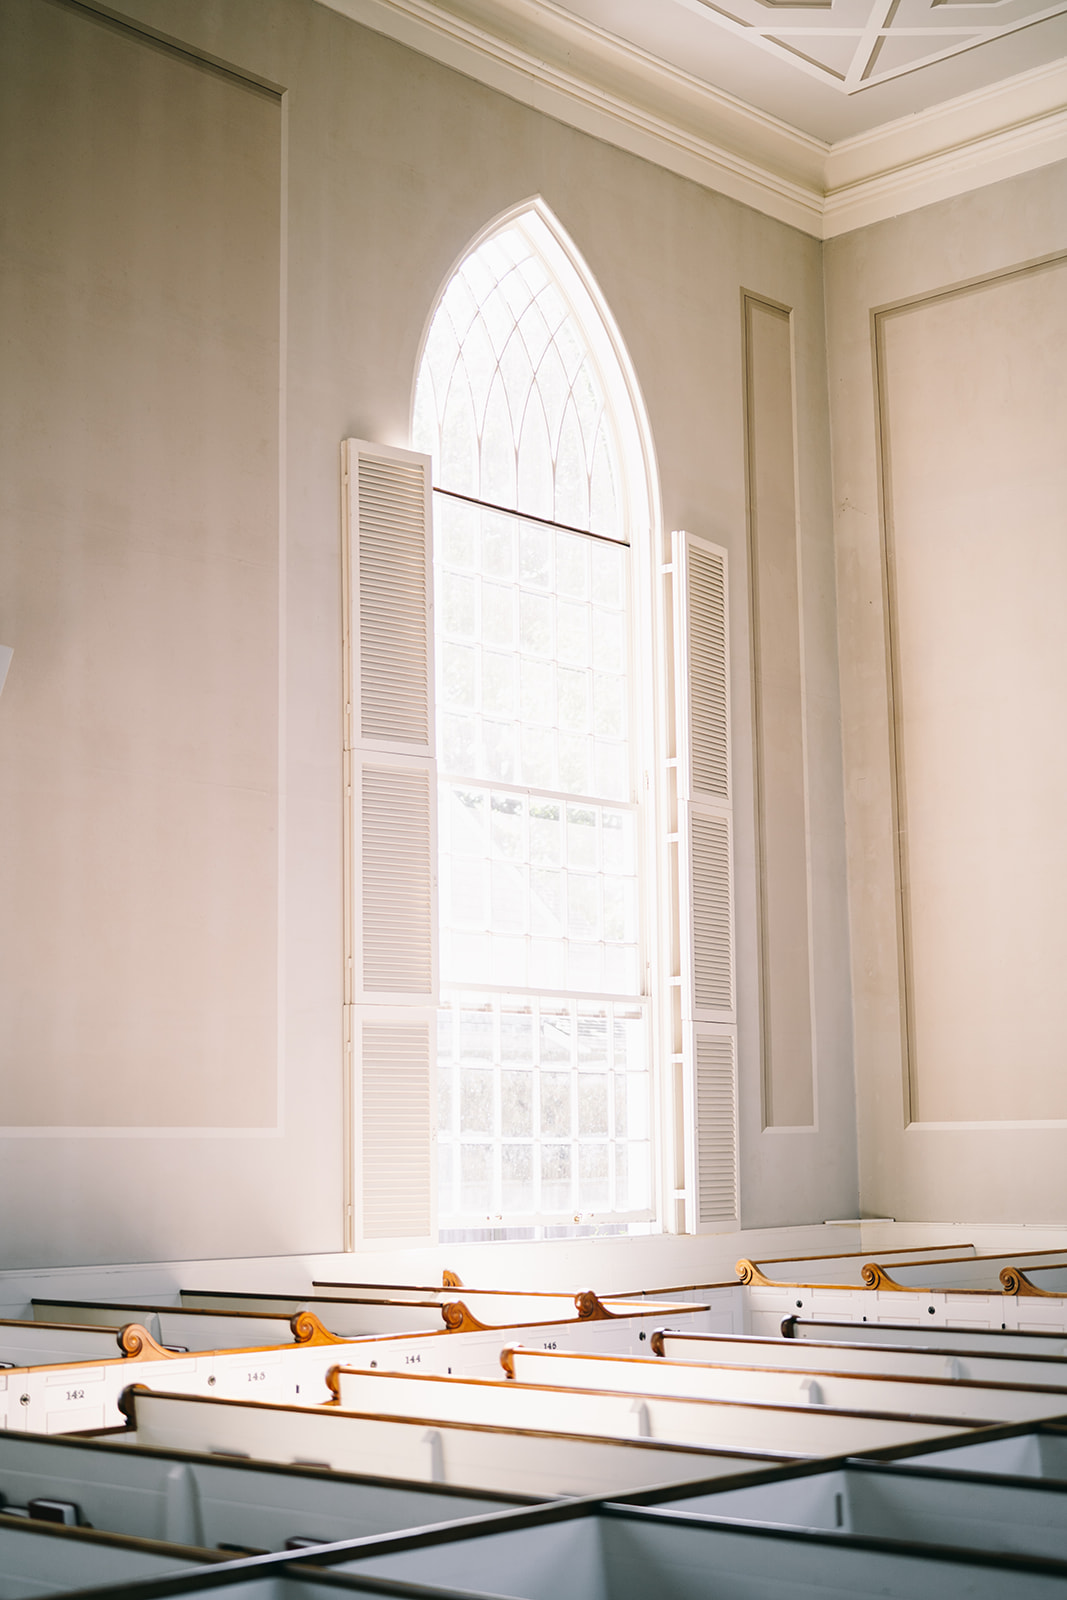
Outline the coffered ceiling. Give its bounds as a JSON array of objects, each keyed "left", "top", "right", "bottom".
[
  {"left": 324, "top": 0, "right": 1067, "bottom": 233},
  {"left": 553, "top": 0, "right": 1067, "bottom": 138}
]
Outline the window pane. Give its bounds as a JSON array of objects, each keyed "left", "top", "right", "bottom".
[
  {"left": 502, "top": 1144, "right": 534, "bottom": 1211},
  {"left": 578, "top": 1074, "right": 608, "bottom": 1135},
  {"left": 420, "top": 219, "right": 648, "bottom": 1231},
  {"left": 579, "top": 1143, "right": 609, "bottom": 1209},
  {"left": 502, "top": 1072, "right": 533, "bottom": 1137},
  {"left": 437, "top": 993, "right": 650, "bottom": 1225},
  {"left": 540, "top": 1072, "right": 571, "bottom": 1137},
  {"left": 461, "top": 1144, "right": 492, "bottom": 1213},
  {"left": 541, "top": 1143, "right": 572, "bottom": 1211},
  {"left": 461, "top": 1068, "right": 494, "bottom": 1135}
]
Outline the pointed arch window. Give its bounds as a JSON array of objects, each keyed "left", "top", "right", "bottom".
[{"left": 413, "top": 210, "right": 654, "bottom": 1235}]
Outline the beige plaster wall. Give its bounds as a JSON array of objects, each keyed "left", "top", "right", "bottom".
[
  {"left": 0, "top": 0, "right": 855, "bottom": 1265},
  {"left": 826, "top": 162, "right": 1067, "bottom": 1222},
  {"left": 0, "top": 0, "right": 281, "bottom": 1132}
]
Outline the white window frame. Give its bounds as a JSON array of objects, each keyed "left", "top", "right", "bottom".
[{"left": 340, "top": 201, "right": 740, "bottom": 1248}]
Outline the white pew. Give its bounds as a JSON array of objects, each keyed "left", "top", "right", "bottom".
[
  {"left": 0, "top": 1323, "right": 347, "bottom": 1435},
  {"left": 654, "top": 1327, "right": 1067, "bottom": 1389},
  {"left": 502, "top": 1345, "right": 1067, "bottom": 1426},
  {"left": 310, "top": 1283, "right": 683, "bottom": 1328},
  {"left": 53, "top": 1525, "right": 1067, "bottom": 1600},
  {"left": 179, "top": 1287, "right": 702, "bottom": 1337},
  {"left": 179, "top": 1293, "right": 467, "bottom": 1335},
  {"left": 321, "top": 1499, "right": 1067, "bottom": 1600},
  {"left": 0, "top": 1516, "right": 222, "bottom": 1596},
  {"left": 743, "top": 1276, "right": 1067, "bottom": 1339},
  {"left": 1005, "top": 1264, "right": 1067, "bottom": 1296},
  {"left": 782, "top": 1316, "right": 1067, "bottom": 1354},
  {"left": 122, "top": 1386, "right": 788, "bottom": 1497},
  {"left": 625, "top": 1458, "right": 1067, "bottom": 1561},
  {"left": 734, "top": 1242, "right": 979, "bottom": 1288},
  {"left": 331, "top": 1366, "right": 978, "bottom": 1455},
  {"left": 32, "top": 1297, "right": 400, "bottom": 1351},
  {"left": 861, "top": 1420, "right": 1067, "bottom": 1480},
  {"left": 0, "top": 1427, "right": 533, "bottom": 1551},
  {"left": 864, "top": 1249, "right": 1067, "bottom": 1293},
  {"left": 0, "top": 1319, "right": 146, "bottom": 1368},
  {"left": 8, "top": 1574, "right": 427, "bottom": 1600},
  {"left": 181, "top": 1290, "right": 447, "bottom": 1325},
  {"left": 224, "top": 1303, "right": 714, "bottom": 1381}
]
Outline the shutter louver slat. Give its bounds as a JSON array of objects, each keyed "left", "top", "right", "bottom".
[
  {"left": 343, "top": 440, "right": 437, "bottom": 1248},
  {"left": 687, "top": 545, "right": 730, "bottom": 801},
  {"left": 358, "top": 456, "right": 431, "bottom": 748},
  {"left": 696, "top": 1029, "right": 738, "bottom": 1224},
  {"left": 692, "top": 811, "right": 734, "bottom": 1013},
  {"left": 673, "top": 530, "right": 738, "bottom": 1232},
  {"left": 361, "top": 1020, "right": 433, "bottom": 1238}
]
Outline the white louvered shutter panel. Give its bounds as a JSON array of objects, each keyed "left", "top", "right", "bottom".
[
  {"left": 692, "top": 1025, "right": 739, "bottom": 1225},
  {"left": 342, "top": 440, "right": 437, "bottom": 1247},
  {"left": 357, "top": 1013, "right": 434, "bottom": 1241},
  {"left": 672, "top": 530, "right": 738, "bottom": 1230}
]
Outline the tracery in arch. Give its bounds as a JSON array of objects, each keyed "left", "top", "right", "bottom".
[{"left": 413, "top": 214, "right": 626, "bottom": 541}]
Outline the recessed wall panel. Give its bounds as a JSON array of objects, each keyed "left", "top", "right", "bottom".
[
  {"left": 0, "top": 2, "right": 281, "bottom": 1126},
  {"left": 744, "top": 296, "right": 814, "bottom": 1128},
  {"left": 880, "top": 257, "right": 1067, "bottom": 1124}
]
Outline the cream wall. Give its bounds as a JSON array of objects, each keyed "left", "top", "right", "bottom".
[
  {"left": 826, "top": 162, "right": 1067, "bottom": 1223},
  {"left": 0, "top": 0, "right": 855, "bottom": 1268}
]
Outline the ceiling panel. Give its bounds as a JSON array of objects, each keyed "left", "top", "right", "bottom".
[{"left": 552, "top": 0, "right": 1067, "bottom": 139}]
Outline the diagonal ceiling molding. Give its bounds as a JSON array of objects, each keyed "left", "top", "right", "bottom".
[
  {"left": 671, "top": 0, "right": 1067, "bottom": 96},
  {"left": 318, "top": 0, "right": 1067, "bottom": 236}
]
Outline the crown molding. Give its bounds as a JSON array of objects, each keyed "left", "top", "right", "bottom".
[
  {"left": 316, "top": 0, "right": 1067, "bottom": 237},
  {"left": 823, "top": 96, "right": 1067, "bottom": 234},
  {"left": 319, "top": 0, "right": 827, "bottom": 233},
  {"left": 823, "top": 57, "right": 1067, "bottom": 234}
]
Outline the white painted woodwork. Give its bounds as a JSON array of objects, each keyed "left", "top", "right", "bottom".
[
  {"left": 0, "top": 1340, "right": 345, "bottom": 1436},
  {"left": 127, "top": 1388, "right": 784, "bottom": 1498},
  {"left": 895, "top": 1427, "right": 1067, "bottom": 1479},
  {"left": 0, "top": 1321, "right": 133, "bottom": 1367},
  {"left": 332, "top": 1367, "right": 972, "bottom": 1454},
  {"left": 672, "top": 531, "right": 738, "bottom": 1230},
  {"left": 786, "top": 1319, "right": 1067, "bottom": 1355},
  {"left": 873, "top": 1251, "right": 1067, "bottom": 1292},
  {"left": 742, "top": 1242, "right": 978, "bottom": 1285},
  {"left": 0, "top": 1428, "right": 523, "bottom": 1551},
  {"left": 342, "top": 439, "right": 438, "bottom": 1250},
  {"left": 828, "top": 204, "right": 1067, "bottom": 1226},
  {"left": 328, "top": 1501, "right": 1067, "bottom": 1600},
  {"left": 0, "top": 1523, "right": 211, "bottom": 1594},
  {"left": 657, "top": 1330, "right": 1067, "bottom": 1389},
  {"left": 504, "top": 1346, "right": 1067, "bottom": 1425},
  {"left": 648, "top": 1464, "right": 1067, "bottom": 1561}
]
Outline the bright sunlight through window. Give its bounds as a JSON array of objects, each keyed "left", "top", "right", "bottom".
[{"left": 413, "top": 215, "right": 653, "bottom": 1237}]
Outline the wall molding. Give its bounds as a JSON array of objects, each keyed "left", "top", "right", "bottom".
[
  {"left": 317, "top": 0, "right": 1066, "bottom": 237},
  {"left": 873, "top": 252, "right": 1067, "bottom": 1130}
]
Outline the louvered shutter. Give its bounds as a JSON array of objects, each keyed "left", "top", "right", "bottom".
[
  {"left": 672, "top": 530, "right": 738, "bottom": 1229},
  {"left": 342, "top": 440, "right": 437, "bottom": 1248}
]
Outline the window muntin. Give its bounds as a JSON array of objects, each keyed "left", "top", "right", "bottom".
[
  {"left": 413, "top": 226, "right": 622, "bottom": 541},
  {"left": 437, "top": 995, "right": 650, "bottom": 1224},
  {"left": 414, "top": 216, "right": 653, "bottom": 1232}
]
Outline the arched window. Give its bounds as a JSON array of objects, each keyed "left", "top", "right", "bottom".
[{"left": 413, "top": 205, "right": 657, "bottom": 1236}]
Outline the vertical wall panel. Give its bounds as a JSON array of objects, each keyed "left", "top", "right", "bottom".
[
  {"left": 879, "top": 256, "right": 1067, "bottom": 1124},
  {"left": 0, "top": 2, "right": 281, "bottom": 1128},
  {"left": 743, "top": 296, "right": 814, "bottom": 1129}
]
